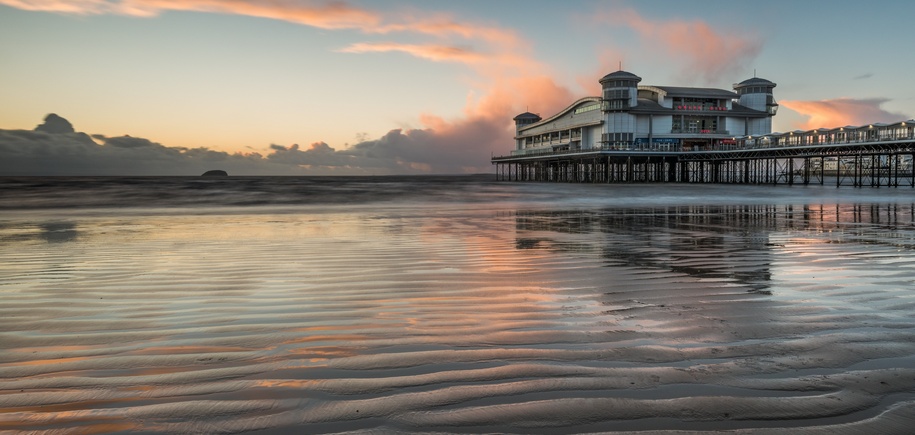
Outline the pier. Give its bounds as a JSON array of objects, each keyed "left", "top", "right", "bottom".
[{"left": 493, "top": 121, "right": 915, "bottom": 187}]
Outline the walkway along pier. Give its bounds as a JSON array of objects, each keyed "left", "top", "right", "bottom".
[{"left": 493, "top": 122, "right": 915, "bottom": 188}]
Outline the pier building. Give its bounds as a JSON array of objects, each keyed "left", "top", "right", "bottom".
[
  {"left": 511, "top": 70, "right": 777, "bottom": 156},
  {"left": 494, "top": 70, "right": 915, "bottom": 187}
]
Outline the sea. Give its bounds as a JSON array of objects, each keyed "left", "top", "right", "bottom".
[{"left": 2, "top": 175, "right": 915, "bottom": 434}]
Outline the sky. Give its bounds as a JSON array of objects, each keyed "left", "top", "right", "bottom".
[{"left": 1, "top": 0, "right": 914, "bottom": 176}]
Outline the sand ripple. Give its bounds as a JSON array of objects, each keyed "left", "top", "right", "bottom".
[{"left": 2, "top": 203, "right": 915, "bottom": 433}]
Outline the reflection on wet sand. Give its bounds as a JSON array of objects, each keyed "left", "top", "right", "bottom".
[
  {"left": 517, "top": 203, "right": 915, "bottom": 292},
  {"left": 2, "top": 202, "right": 915, "bottom": 433}
]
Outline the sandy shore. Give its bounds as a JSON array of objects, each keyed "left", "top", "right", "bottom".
[{"left": 1, "top": 201, "right": 915, "bottom": 433}]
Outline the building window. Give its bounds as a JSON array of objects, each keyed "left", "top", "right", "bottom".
[
  {"left": 574, "top": 103, "right": 600, "bottom": 114},
  {"left": 604, "top": 100, "right": 629, "bottom": 110},
  {"left": 673, "top": 116, "right": 719, "bottom": 133},
  {"left": 603, "top": 89, "right": 630, "bottom": 99},
  {"left": 602, "top": 133, "right": 633, "bottom": 143}
]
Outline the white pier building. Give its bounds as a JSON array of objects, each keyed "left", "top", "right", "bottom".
[{"left": 512, "top": 70, "right": 778, "bottom": 155}]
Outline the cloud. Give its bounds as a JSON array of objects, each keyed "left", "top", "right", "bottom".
[
  {"left": 1, "top": 1, "right": 573, "bottom": 175},
  {"left": 779, "top": 98, "right": 910, "bottom": 130},
  {"left": 465, "top": 75, "right": 575, "bottom": 122},
  {"left": 1, "top": 0, "right": 519, "bottom": 48},
  {"left": 257, "top": 68, "right": 576, "bottom": 174},
  {"left": 0, "top": 0, "right": 111, "bottom": 14},
  {"left": 0, "top": 115, "right": 299, "bottom": 176},
  {"left": 0, "top": 0, "right": 384, "bottom": 27},
  {"left": 264, "top": 118, "right": 510, "bottom": 174},
  {"left": 853, "top": 73, "right": 874, "bottom": 80},
  {"left": 338, "top": 42, "right": 489, "bottom": 64},
  {"left": 347, "top": 119, "right": 507, "bottom": 173},
  {"left": 267, "top": 141, "right": 356, "bottom": 169},
  {"left": 4, "top": 0, "right": 538, "bottom": 72},
  {"left": 34, "top": 113, "right": 75, "bottom": 134},
  {"left": 0, "top": 114, "right": 511, "bottom": 175},
  {"left": 103, "top": 135, "right": 164, "bottom": 149},
  {"left": 302, "top": 4, "right": 572, "bottom": 170},
  {"left": 594, "top": 8, "right": 763, "bottom": 85}
]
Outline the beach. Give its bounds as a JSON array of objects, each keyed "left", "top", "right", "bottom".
[{"left": 2, "top": 177, "right": 915, "bottom": 433}]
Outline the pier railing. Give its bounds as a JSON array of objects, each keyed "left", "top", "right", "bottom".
[
  {"left": 496, "top": 123, "right": 915, "bottom": 161},
  {"left": 492, "top": 120, "right": 915, "bottom": 187}
]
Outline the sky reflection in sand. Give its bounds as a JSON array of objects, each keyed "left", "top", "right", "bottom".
[{"left": 2, "top": 197, "right": 915, "bottom": 433}]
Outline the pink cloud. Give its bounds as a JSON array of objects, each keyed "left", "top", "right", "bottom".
[
  {"left": 260, "top": 71, "right": 577, "bottom": 174},
  {"left": 337, "top": 42, "right": 540, "bottom": 78},
  {"left": 2, "top": 0, "right": 523, "bottom": 48},
  {"left": 465, "top": 75, "right": 575, "bottom": 122},
  {"left": 780, "top": 98, "right": 909, "bottom": 130},
  {"left": 6, "top": 0, "right": 549, "bottom": 107},
  {"left": 0, "top": 0, "right": 112, "bottom": 15},
  {"left": 576, "top": 48, "right": 628, "bottom": 92},
  {"left": 133, "top": 0, "right": 382, "bottom": 28},
  {"left": 0, "top": 0, "right": 385, "bottom": 27},
  {"left": 596, "top": 8, "right": 762, "bottom": 85},
  {"left": 374, "top": 11, "right": 522, "bottom": 49},
  {"left": 338, "top": 42, "right": 489, "bottom": 64},
  {"left": 3, "top": 0, "right": 576, "bottom": 174}
]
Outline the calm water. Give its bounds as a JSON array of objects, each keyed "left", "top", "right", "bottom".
[{"left": 2, "top": 176, "right": 915, "bottom": 433}]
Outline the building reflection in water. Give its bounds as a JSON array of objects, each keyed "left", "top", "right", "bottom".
[
  {"left": 39, "top": 221, "right": 79, "bottom": 244},
  {"left": 513, "top": 203, "right": 915, "bottom": 295}
]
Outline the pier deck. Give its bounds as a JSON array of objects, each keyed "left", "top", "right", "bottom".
[{"left": 493, "top": 136, "right": 915, "bottom": 187}]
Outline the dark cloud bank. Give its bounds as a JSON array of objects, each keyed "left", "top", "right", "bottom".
[{"left": 0, "top": 114, "right": 503, "bottom": 176}]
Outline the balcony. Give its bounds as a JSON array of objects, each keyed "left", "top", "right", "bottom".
[{"left": 670, "top": 129, "right": 730, "bottom": 135}]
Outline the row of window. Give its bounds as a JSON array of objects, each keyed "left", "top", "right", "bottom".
[
  {"left": 672, "top": 115, "right": 720, "bottom": 132},
  {"left": 603, "top": 100, "right": 630, "bottom": 110},
  {"left": 736, "top": 86, "right": 773, "bottom": 95},
  {"left": 522, "top": 129, "right": 583, "bottom": 146},
  {"left": 603, "top": 89, "right": 630, "bottom": 99},
  {"left": 601, "top": 133, "right": 634, "bottom": 142},
  {"left": 574, "top": 103, "right": 601, "bottom": 114},
  {"left": 603, "top": 80, "right": 638, "bottom": 88},
  {"left": 672, "top": 97, "right": 723, "bottom": 107}
]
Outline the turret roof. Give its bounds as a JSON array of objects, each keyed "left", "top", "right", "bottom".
[
  {"left": 513, "top": 112, "right": 542, "bottom": 121},
  {"left": 599, "top": 70, "right": 642, "bottom": 84},
  {"left": 734, "top": 77, "right": 776, "bottom": 88}
]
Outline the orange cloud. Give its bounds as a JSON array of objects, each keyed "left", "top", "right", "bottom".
[
  {"left": 0, "top": 0, "right": 111, "bottom": 14},
  {"left": 576, "top": 48, "right": 628, "bottom": 92},
  {"left": 780, "top": 98, "right": 909, "bottom": 130},
  {"left": 133, "top": 0, "right": 382, "bottom": 28},
  {"left": 373, "top": 10, "right": 520, "bottom": 44},
  {"left": 339, "top": 42, "right": 489, "bottom": 64},
  {"left": 0, "top": 0, "right": 385, "bottom": 27},
  {"left": 2, "top": 0, "right": 524, "bottom": 49},
  {"left": 5, "top": 0, "right": 545, "bottom": 100},
  {"left": 3, "top": 0, "right": 577, "bottom": 173},
  {"left": 596, "top": 8, "right": 762, "bottom": 85},
  {"left": 466, "top": 75, "right": 575, "bottom": 122}
]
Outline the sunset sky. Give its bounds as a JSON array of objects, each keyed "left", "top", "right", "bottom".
[{"left": 2, "top": 0, "right": 914, "bottom": 175}]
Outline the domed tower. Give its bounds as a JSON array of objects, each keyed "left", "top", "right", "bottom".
[
  {"left": 734, "top": 77, "right": 778, "bottom": 116},
  {"left": 734, "top": 76, "right": 777, "bottom": 136},
  {"left": 599, "top": 70, "right": 641, "bottom": 111},
  {"left": 598, "top": 70, "right": 641, "bottom": 146},
  {"left": 513, "top": 112, "right": 541, "bottom": 131},
  {"left": 512, "top": 111, "right": 541, "bottom": 152}
]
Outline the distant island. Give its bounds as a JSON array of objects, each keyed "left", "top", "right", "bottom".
[{"left": 201, "top": 170, "right": 228, "bottom": 177}]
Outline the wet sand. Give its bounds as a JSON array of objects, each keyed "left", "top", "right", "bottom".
[{"left": 2, "top": 200, "right": 915, "bottom": 433}]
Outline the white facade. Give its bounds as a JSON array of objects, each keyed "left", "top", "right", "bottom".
[{"left": 512, "top": 71, "right": 777, "bottom": 155}]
